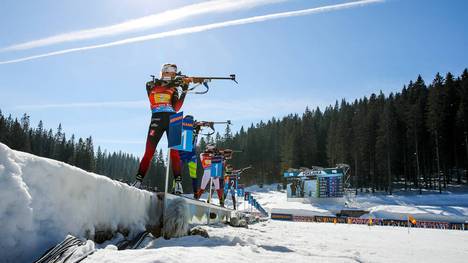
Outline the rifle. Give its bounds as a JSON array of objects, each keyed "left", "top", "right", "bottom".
[
  {"left": 194, "top": 120, "right": 231, "bottom": 136},
  {"left": 203, "top": 146, "right": 242, "bottom": 160},
  {"left": 240, "top": 166, "right": 252, "bottom": 173},
  {"left": 175, "top": 72, "right": 238, "bottom": 94},
  {"left": 226, "top": 166, "right": 252, "bottom": 181},
  {"left": 233, "top": 166, "right": 252, "bottom": 175},
  {"left": 218, "top": 148, "right": 243, "bottom": 160}
]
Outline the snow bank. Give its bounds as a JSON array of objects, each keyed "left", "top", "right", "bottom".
[{"left": 0, "top": 143, "right": 155, "bottom": 263}]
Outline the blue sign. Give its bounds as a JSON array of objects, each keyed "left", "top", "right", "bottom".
[
  {"left": 168, "top": 112, "right": 183, "bottom": 148},
  {"left": 173, "top": 115, "right": 194, "bottom": 152},
  {"left": 283, "top": 172, "right": 299, "bottom": 178},
  {"left": 210, "top": 155, "right": 223, "bottom": 178}
]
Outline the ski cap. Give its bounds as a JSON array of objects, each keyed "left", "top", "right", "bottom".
[
  {"left": 161, "top": 63, "right": 177, "bottom": 73},
  {"left": 205, "top": 144, "right": 216, "bottom": 152},
  {"left": 160, "top": 63, "right": 178, "bottom": 80}
]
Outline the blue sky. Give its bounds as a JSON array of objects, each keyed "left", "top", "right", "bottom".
[{"left": 1, "top": 0, "right": 467, "bottom": 157}]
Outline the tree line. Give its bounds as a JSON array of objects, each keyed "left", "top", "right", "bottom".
[
  {"left": 207, "top": 69, "right": 468, "bottom": 193},
  {"left": 0, "top": 112, "right": 167, "bottom": 188}
]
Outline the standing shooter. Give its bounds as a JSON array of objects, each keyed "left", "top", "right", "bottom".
[
  {"left": 133, "top": 64, "right": 189, "bottom": 190},
  {"left": 133, "top": 64, "right": 237, "bottom": 192},
  {"left": 223, "top": 165, "right": 251, "bottom": 210},
  {"left": 195, "top": 145, "right": 225, "bottom": 206}
]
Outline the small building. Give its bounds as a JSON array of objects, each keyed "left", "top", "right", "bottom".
[{"left": 284, "top": 165, "right": 348, "bottom": 200}]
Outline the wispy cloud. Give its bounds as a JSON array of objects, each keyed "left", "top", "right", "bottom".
[
  {"left": 14, "top": 100, "right": 146, "bottom": 110},
  {"left": 95, "top": 139, "right": 144, "bottom": 145},
  {"left": 184, "top": 96, "right": 328, "bottom": 122},
  {"left": 0, "top": 0, "right": 285, "bottom": 52},
  {"left": 14, "top": 96, "right": 327, "bottom": 121},
  {"left": 0, "top": 0, "right": 384, "bottom": 65}
]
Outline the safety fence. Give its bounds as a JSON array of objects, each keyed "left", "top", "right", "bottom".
[
  {"left": 270, "top": 213, "right": 468, "bottom": 231},
  {"left": 244, "top": 192, "right": 268, "bottom": 217}
]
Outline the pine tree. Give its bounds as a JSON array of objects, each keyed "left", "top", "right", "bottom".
[
  {"left": 376, "top": 95, "right": 398, "bottom": 193},
  {"left": 0, "top": 110, "right": 6, "bottom": 143},
  {"left": 426, "top": 73, "right": 445, "bottom": 193},
  {"left": 457, "top": 69, "right": 468, "bottom": 172},
  {"left": 404, "top": 76, "right": 428, "bottom": 189},
  {"left": 20, "top": 114, "right": 32, "bottom": 152}
]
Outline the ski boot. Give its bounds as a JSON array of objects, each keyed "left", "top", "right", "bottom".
[
  {"left": 173, "top": 176, "right": 183, "bottom": 195},
  {"left": 194, "top": 189, "right": 205, "bottom": 200},
  {"left": 193, "top": 189, "right": 199, "bottom": 199},
  {"left": 191, "top": 178, "right": 199, "bottom": 198},
  {"left": 131, "top": 174, "right": 143, "bottom": 189},
  {"left": 131, "top": 180, "right": 142, "bottom": 189},
  {"left": 217, "top": 189, "right": 225, "bottom": 207}
]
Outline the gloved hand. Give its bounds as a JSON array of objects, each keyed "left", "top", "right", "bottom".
[{"left": 182, "top": 77, "right": 193, "bottom": 84}]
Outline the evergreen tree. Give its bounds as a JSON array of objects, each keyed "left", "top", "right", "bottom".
[
  {"left": 457, "top": 69, "right": 468, "bottom": 171},
  {"left": 426, "top": 73, "right": 446, "bottom": 192}
]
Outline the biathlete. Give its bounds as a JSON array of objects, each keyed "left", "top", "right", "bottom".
[
  {"left": 195, "top": 145, "right": 225, "bottom": 206},
  {"left": 223, "top": 165, "right": 238, "bottom": 209},
  {"left": 133, "top": 63, "right": 191, "bottom": 193}
]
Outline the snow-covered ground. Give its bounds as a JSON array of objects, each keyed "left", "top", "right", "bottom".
[
  {"left": 86, "top": 185, "right": 468, "bottom": 263},
  {"left": 2, "top": 143, "right": 467, "bottom": 263},
  {"left": 87, "top": 220, "right": 468, "bottom": 263}
]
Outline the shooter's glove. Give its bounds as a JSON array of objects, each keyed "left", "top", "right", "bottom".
[{"left": 182, "top": 77, "right": 193, "bottom": 85}]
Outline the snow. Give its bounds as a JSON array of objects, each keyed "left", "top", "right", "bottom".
[
  {"left": 84, "top": 184, "right": 468, "bottom": 262},
  {"left": 2, "top": 144, "right": 468, "bottom": 263},
  {"left": 0, "top": 143, "right": 156, "bottom": 263},
  {"left": 349, "top": 193, "right": 468, "bottom": 222},
  {"left": 85, "top": 220, "right": 468, "bottom": 263}
]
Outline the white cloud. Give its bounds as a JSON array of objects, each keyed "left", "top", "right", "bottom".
[
  {"left": 0, "top": 0, "right": 384, "bottom": 65},
  {"left": 94, "top": 139, "right": 144, "bottom": 145},
  {"left": 14, "top": 100, "right": 146, "bottom": 110},
  {"left": 0, "top": 0, "right": 285, "bottom": 52},
  {"left": 14, "top": 95, "right": 326, "bottom": 121},
  {"left": 183, "top": 96, "right": 322, "bottom": 121}
]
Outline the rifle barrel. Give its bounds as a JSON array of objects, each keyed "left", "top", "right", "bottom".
[
  {"left": 193, "top": 74, "right": 237, "bottom": 82},
  {"left": 194, "top": 77, "right": 232, "bottom": 80},
  {"left": 212, "top": 121, "right": 231, "bottom": 124}
]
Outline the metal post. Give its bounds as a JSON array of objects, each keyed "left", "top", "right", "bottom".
[
  {"left": 207, "top": 177, "right": 212, "bottom": 225},
  {"left": 164, "top": 149, "right": 171, "bottom": 195},
  {"left": 244, "top": 194, "right": 246, "bottom": 211},
  {"left": 163, "top": 148, "right": 171, "bottom": 236},
  {"left": 235, "top": 190, "right": 238, "bottom": 211}
]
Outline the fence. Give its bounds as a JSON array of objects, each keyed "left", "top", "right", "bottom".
[{"left": 270, "top": 213, "right": 467, "bottom": 231}]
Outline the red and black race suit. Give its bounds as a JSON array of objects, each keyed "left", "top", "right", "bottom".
[
  {"left": 146, "top": 80, "right": 185, "bottom": 113},
  {"left": 137, "top": 80, "right": 187, "bottom": 178}
]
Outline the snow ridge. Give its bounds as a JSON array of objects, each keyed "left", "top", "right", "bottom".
[{"left": 0, "top": 143, "right": 154, "bottom": 263}]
